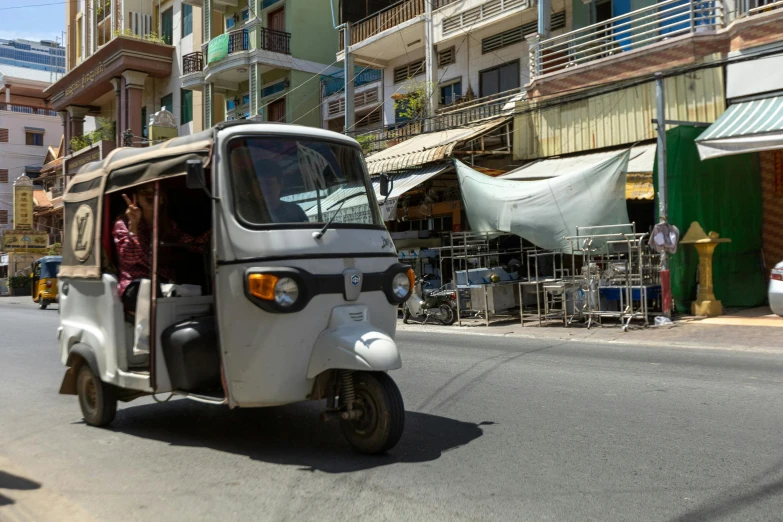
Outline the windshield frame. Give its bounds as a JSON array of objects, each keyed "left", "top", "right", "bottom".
[{"left": 223, "top": 133, "right": 385, "bottom": 231}]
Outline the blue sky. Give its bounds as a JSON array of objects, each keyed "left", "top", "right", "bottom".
[{"left": 0, "top": 1, "right": 67, "bottom": 43}]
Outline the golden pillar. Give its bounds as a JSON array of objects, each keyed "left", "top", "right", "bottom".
[{"left": 679, "top": 222, "right": 731, "bottom": 317}]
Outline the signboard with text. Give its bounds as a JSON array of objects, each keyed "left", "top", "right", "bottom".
[
  {"left": 13, "top": 182, "right": 33, "bottom": 230},
  {"left": 2, "top": 231, "right": 48, "bottom": 253}
]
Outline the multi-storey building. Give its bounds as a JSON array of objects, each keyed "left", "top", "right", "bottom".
[
  {"left": 0, "top": 39, "right": 66, "bottom": 76},
  {"left": 0, "top": 66, "right": 60, "bottom": 232},
  {"left": 180, "top": 0, "right": 340, "bottom": 128}
]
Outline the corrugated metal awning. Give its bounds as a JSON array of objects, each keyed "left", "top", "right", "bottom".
[
  {"left": 301, "top": 164, "right": 450, "bottom": 217},
  {"left": 696, "top": 96, "right": 783, "bottom": 160},
  {"left": 364, "top": 118, "right": 510, "bottom": 175},
  {"left": 502, "top": 144, "right": 656, "bottom": 180}
]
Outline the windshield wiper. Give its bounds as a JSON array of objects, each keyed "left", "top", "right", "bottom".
[{"left": 313, "top": 191, "right": 366, "bottom": 240}]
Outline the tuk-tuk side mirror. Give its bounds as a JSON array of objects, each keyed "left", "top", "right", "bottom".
[
  {"left": 380, "top": 174, "right": 391, "bottom": 197},
  {"left": 186, "top": 159, "right": 206, "bottom": 190},
  {"left": 186, "top": 159, "right": 218, "bottom": 201}
]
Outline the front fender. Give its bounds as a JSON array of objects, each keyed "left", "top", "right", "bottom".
[{"left": 306, "top": 324, "right": 402, "bottom": 379}]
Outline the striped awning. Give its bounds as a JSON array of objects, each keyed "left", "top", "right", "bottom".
[{"left": 696, "top": 96, "right": 783, "bottom": 160}]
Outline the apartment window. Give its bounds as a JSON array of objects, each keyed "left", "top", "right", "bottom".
[
  {"left": 0, "top": 128, "right": 8, "bottom": 142},
  {"left": 161, "top": 93, "right": 173, "bottom": 112},
  {"left": 0, "top": 169, "right": 7, "bottom": 183},
  {"left": 25, "top": 131, "right": 44, "bottom": 146},
  {"left": 440, "top": 81, "right": 462, "bottom": 106},
  {"left": 242, "top": 8, "right": 250, "bottom": 21},
  {"left": 269, "top": 98, "right": 285, "bottom": 122},
  {"left": 393, "top": 59, "right": 425, "bottom": 84},
  {"left": 0, "top": 210, "right": 7, "bottom": 225},
  {"left": 226, "top": 16, "right": 237, "bottom": 30},
  {"left": 142, "top": 107, "right": 147, "bottom": 138},
  {"left": 479, "top": 60, "right": 520, "bottom": 97},
  {"left": 181, "top": 89, "right": 193, "bottom": 124},
  {"left": 226, "top": 98, "right": 236, "bottom": 112},
  {"left": 395, "top": 97, "right": 413, "bottom": 123},
  {"left": 130, "top": 12, "right": 153, "bottom": 37},
  {"left": 162, "top": 8, "right": 173, "bottom": 45},
  {"left": 182, "top": 4, "right": 193, "bottom": 37},
  {"left": 438, "top": 47, "right": 456, "bottom": 67},
  {"left": 76, "top": 16, "right": 83, "bottom": 61}
]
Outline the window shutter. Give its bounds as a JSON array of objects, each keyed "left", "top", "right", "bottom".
[
  {"left": 0, "top": 169, "right": 8, "bottom": 183},
  {"left": 438, "top": 47, "right": 456, "bottom": 67},
  {"left": 0, "top": 210, "right": 8, "bottom": 225},
  {"left": 0, "top": 129, "right": 8, "bottom": 142}
]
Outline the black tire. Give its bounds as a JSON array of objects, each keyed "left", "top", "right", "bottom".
[
  {"left": 39, "top": 297, "right": 48, "bottom": 310},
  {"left": 77, "top": 364, "right": 117, "bottom": 427},
  {"left": 440, "top": 304, "right": 456, "bottom": 325},
  {"left": 340, "top": 372, "right": 405, "bottom": 455},
  {"left": 402, "top": 308, "right": 411, "bottom": 324}
]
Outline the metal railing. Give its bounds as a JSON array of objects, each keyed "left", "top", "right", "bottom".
[
  {"left": 433, "top": 0, "right": 459, "bottom": 7},
  {"left": 0, "top": 102, "right": 57, "bottom": 117},
  {"left": 531, "top": 0, "right": 723, "bottom": 77},
  {"left": 433, "top": 88, "right": 521, "bottom": 130},
  {"left": 738, "top": 0, "right": 783, "bottom": 16},
  {"left": 323, "top": 68, "right": 382, "bottom": 97},
  {"left": 352, "top": 120, "right": 424, "bottom": 153},
  {"left": 339, "top": 0, "right": 426, "bottom": 50},
  {"left": 182, "top": 51, "right": 203, "bottom": 74},
  {"left": 228, "top": 28, "right": 249, "bottom": 54},
  {"left": 259, "top": 27, "right": 291, "bottom": 54}
]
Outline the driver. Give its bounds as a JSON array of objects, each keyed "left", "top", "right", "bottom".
[
  {"left": 113, "top": 184, "right": 210, "bottom": 297},
  {"left": 255, "top": 159, "right": 309, "bottom": 224}
]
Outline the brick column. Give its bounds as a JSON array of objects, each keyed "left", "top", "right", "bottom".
[
  {"left": 67, "top": 106, "right": 90, "bottom": 144},
  {"left": 122, "top": 70, "right": 149, "bottom": 147}
]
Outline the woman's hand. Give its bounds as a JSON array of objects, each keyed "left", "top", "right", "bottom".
[{"left": 122, "top": 194, "right": 142, "bottom": 235}]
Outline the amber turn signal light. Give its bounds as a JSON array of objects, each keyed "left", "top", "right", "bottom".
[{"left": 247, "top": 273, "right": 279, "bottom": 300}]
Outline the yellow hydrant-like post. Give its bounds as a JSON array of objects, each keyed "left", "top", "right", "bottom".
[{"left": 679, "top": 222, "right": 731, "bottom": 318}]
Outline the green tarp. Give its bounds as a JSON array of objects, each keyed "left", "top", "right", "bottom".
[
  {"left": 207, "top": 33, "right": 229, "bottom": 64},
  {"left": 653, "top": 126, "right": 767, "bottom": 311}
]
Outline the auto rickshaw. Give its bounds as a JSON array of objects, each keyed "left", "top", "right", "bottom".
[
  {"left": 31, "top": 255, "right": 61, "bottom": 309},
  {"left": 57, "top": 121, "right": 413, "bottom": 454}
]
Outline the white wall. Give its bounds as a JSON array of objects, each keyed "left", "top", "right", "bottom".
[{"left": 0, "top": 112, "right": 62, "bottom": 231}]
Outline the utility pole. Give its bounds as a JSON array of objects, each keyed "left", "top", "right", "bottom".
[
  {"left": 424, "top": 0, "right": 436, "bottom": 132},
  {"left": 343, "top": 23, "right": 355, "bottom": 134},
  {"left": 655, "top": 72, "right": 672, "bottom": 318}
]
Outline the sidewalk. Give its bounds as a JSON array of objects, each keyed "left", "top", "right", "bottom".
[{"left": 397, "top": 306, "right": 783, "bottom": 353}]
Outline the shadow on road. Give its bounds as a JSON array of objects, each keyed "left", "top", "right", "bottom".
[
  {"left": 670, "top": 460, "right": 783, "bottom": 521},
  {"left": 0, "top": 470, "right": 41, "bottom": 507},
  {"left": 108, "top": 400, "right": 488, "bottom": 473}
]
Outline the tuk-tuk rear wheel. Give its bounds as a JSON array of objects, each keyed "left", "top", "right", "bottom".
[
  {"left": 340, "top": 372, "right": 405, "bottom": 455},
  {"left": 77, "top": 365, "right": 117, "bottom": 427},
  {"left": 38, "top": 297, "right": 48, "bottom": 310}
]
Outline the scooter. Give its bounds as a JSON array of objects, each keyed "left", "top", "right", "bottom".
[{"left": 402, "top": 279, "right": 457, "bottom": 325}]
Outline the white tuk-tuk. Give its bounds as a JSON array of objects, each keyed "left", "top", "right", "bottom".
[{"left": 57, "top": 122, "right": 413, "bottom": 454}]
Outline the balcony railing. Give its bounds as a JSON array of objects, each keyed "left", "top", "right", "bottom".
[
  {"left": 351, "top": 120, "right": 424, "bottom": 153},
  {"left": 228, "top": 28, "right": 250, "bottom": 54},
  {"left": 323, "top": 68, "right": 382, "bottom": 97},
  {"left": 259, "top": 27, "right": 291, "bottom": 54},
  {"left": 531, "top": 0, "right": 723, "bottom": 77},
  {"left": 182, "top": 52, "right": 203, "bottom": 74},
  {"left": 738, "top": 0, "right": 783, "bottom": 16},
  {"left": 0, "top": 102, "right": 57, "bottom": 117},
  {"left": 433, "top": 89, "right": 521, "bottom": 130},
  {"left": 433, "top": 0, "right": 459, "bottom": 7},
  {"left": 339, "top": 0, "right": 426, "bottom": 51}
]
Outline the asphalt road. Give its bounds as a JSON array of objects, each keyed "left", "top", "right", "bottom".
[{"left": 2, "top": 300, "right": 783, "bottom": 521}]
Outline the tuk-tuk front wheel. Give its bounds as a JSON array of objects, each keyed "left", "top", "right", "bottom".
[
  {"left": 38, "top": 297, "right": 48, "bottom": 310},
  {"left": 77, "top": 364, "right": 117, "bottom": 427},
  {"left": 340, "top": 372, "right": 405, "bottom": 455}
]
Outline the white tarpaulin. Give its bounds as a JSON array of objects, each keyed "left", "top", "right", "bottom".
[{"left": 455, "top": 150, "right": 631, "bottom": 252}]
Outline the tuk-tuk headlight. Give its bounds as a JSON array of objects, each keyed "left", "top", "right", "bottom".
[
  {"left": 392, "top": 271, "right": 412, "bottom": 301},
  {"left": 274, "top": 277, "right": 299, "bottom": 307}
]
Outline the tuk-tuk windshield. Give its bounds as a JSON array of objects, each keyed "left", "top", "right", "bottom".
[
  {"left": 228, "top": 137, "right": 383, "bottom": 227},
  {"left": 40, "top": 261, "right": 60, "bottom": 279}
]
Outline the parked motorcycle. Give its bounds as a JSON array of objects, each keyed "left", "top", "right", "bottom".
[{"left": 403, "top": 279, "right": 457, "bottom": 325}]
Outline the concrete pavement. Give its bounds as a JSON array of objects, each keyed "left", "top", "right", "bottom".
[{"left": 2, "top": 299, "right": 783, "bottom": 521}]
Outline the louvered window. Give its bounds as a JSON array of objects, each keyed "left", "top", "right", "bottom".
[
  {"left": 0, "top": 129, "right": 8, "bottom": 143},
  {"left": 442, "top": 0, "right": 527, "bottom": 35},
  {"left": 0, "top": 210, "right": 7, "bottom": 225},
  {"left": 0, "top": 169, "right": 7, "bottom": 183},
  {"left": 356, "top": 87, "right": 379, "bottom": 107},
  {"left": 327, "top": 98, "right": 345, "bottom": 116},
  {"left": 438, "top": 47, "right": 456, "bottom": 67},
  {"left": 481, "top": 11, "right": 565, "bottom": 54},
  {"left": 357, "top": 108, "right": 382, "bottom": 128},
  {"left": 393, "top": 59, "right": 425, "bottom": 84}
]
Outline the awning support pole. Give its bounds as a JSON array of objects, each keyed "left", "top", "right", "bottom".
[
  {"left": 655, "top": 72, "right": 672, "bottom": 318},
  {"left": 344, "top": 23, "right": 355, "bottom": 133}
]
